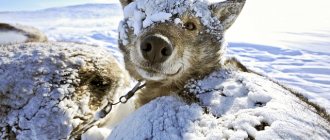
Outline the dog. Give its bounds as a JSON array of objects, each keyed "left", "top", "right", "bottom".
[
  {"left": 118, "top": 0, "right": 246, "bottom": 107},
  {"left": 106, "top": 0, "right": 330, "bottom": 139},
  {"left": 0, "top": 23, "right": 130, "bottom": 139}
]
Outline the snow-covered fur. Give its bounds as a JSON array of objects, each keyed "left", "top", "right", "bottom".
[
  {"left": 109, "top": 62, "right": 330, "bottom": 139},
  {"left": 112, "top": 0, "right": 330, "bottom": 139},
  {"left": 0, "top": 23, "right": 47, "bottom": 45},
  {"left": 118, "top": 0, "right": 246, "bottom": 107},
  {"left": 0, "top": 42, "right": 130, "bottom": 139}
]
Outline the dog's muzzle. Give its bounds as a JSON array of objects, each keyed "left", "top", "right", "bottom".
[{"left": 140, "top": 34, "right": 173, "bottom": 64}]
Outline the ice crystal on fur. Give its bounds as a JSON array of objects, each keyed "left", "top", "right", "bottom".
[
  {"left": 0, "top": 43, "right": 129, "bottom": 139},
  {"left": 118, "top": 0, "right": 224, "bottom": 45}
]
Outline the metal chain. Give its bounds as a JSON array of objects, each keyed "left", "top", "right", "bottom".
[
  {"left": 69, "top": 80, "right": 146, "bottom": 139},
  {"left": 98, "top": 80, "right": 146, "bottom": 118}
]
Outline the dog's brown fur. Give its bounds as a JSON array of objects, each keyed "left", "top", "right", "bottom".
[
  {"left": 119, "top": 1, "right": 330, "bottom": 123},
  {"left": 119, "top": 0, "right": 246, "bottom": 107}
]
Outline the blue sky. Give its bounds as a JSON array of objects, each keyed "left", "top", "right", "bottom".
[{"left": 0, "top": 0, "right": 118, "bottom": 11}]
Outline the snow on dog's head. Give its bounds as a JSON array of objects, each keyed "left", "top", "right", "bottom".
[{"left": 119, "top": 0, "right": 245, "bottom": 84}]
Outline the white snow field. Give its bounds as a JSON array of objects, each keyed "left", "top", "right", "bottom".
[
  {"left": 0, "top": 0, "right": 330, "bottom": 139},
  {"left": 226, "top": 0, "right": 330, "bottom": 112}
]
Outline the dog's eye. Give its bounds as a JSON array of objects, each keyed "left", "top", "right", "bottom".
[{"left": 184, "top": 22, "right": 196, "bottom": 31}]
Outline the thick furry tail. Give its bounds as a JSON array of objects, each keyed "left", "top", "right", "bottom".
[{"left": 0, "top": 23, "right": 47, "bottom": 45}]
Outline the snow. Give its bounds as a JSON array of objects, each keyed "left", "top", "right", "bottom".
[
  {"left": 119, "top": 0, "right": 187, "bottom": 44},
  {"left": 226, "top": 0, "right": 330, "bottom": 111},
  {"left": 116, "top": 0, "right": 330, "bottom": 110},
  {"left": 0, "top": 4, "right": 124, "bottom": 62},
  {"left": 109, "top": 67, "right": 330, "bottom": 139},
  {"left": 143, "top": 12, "right": 172, "bottom": 28},
  {"left": 0, "top": 23, "right": 47, "bottom": 45},
  {"left": 119, "top": 0, "right": 224, "bottom": 45},
  {"left": 0, "top": 42, "right": 129, "bottom": 139},
  {"left": 1, "top": 0, "right": 330, "bottom": 139},
  {"left": 82, "top": 126, "right": 110, "bottom": 140},
  {"left": 0, "top": 31, "right": 27, "bottom": 44}
]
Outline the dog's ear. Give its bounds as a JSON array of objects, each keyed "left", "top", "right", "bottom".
[
  {"left": 119, "top": 0, "right": 134, "bottom": 8},
  {"left": 209, "top": 0, "right": 246, "bottom": 30}
]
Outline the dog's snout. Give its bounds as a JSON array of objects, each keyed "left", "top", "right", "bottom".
[{"left": 140, "top": 35, "right": 173, "bottom": 63}]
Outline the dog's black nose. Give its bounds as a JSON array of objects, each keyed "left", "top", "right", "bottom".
[{"left": 140, "top": 35, "right": 173, "bottom": 63}]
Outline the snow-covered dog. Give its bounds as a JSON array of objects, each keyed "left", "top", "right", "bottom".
[
  {"left": 118, "top": 0, "right": 246, "bottom": 106},
  {"left": 0, "top": 24, "right": 130, "bottom": 139},
  {"left": 111, "top": 0, "right": 330, "bottom": 139}
]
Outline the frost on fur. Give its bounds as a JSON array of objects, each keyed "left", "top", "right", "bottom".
[
  {"left": 0, "top": 42, "right": 129, "bottom": 139},
  {"left": 117, "top": 0, "right": 246, "bottom": 107},
  {"left": 111, "top": 1, "right": 330, "bottom": 139},
  {"left": 118, "top": 0, "right": 245, "bottom": 45},
  {"left": 109, "top": 66, "right": 330, "bottom": 139}
]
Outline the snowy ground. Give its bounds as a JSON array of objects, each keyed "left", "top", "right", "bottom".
[
  {"left": 0, "top": 0, "right": 329, "bottom": 112},
  {"left": 226, "top": 0, "right": 330, "bottom": 111}
]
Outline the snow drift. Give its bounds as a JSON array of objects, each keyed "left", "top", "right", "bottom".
[
  {"left": 109, "top": 63, "right": 330, "bottom": 139},
  {"left": 0, "top": 42, "right": 129, "bottom": 139}
]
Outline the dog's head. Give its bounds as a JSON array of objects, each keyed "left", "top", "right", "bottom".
[{"left": 118, "top": 0, "right": 245, "bottom": 85}]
